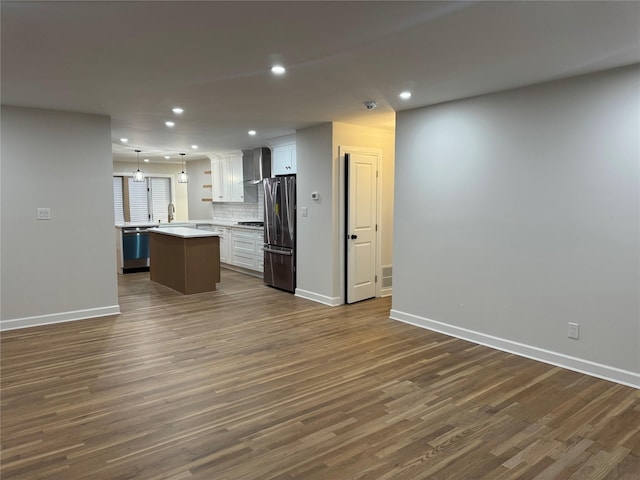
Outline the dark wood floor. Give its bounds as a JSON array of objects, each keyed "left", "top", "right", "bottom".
[{"left": 2, "top": 269, "right": 639, "bottom": 479}]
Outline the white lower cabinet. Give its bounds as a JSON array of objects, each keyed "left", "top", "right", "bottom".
[
  {"left": 232, "top": 230, "right": 259, "bottom": 269},
  {"left": 194, "top": 223, "right": 261, "bottom": 272},
  {"left": 219, "top": 227, "right": 230, "bottom": 263},
  {"left": 210, "top": 226, "right": 263, "bottom": 273}
]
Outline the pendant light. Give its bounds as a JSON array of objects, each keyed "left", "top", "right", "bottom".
[
  {"left": 133, "top": 149, "right": 145, "bottom": 182},
  {"left": 178, "top": 153, "right": 188, "bottom": 183}
]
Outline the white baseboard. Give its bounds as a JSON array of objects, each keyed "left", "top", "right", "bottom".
[
  {"left": 1, "top": 305, "right": 121, "bottom": 331},
  {"left": 295, "top": 289, "right": 341, "bottom": 307},
  {"left": 389, "top": 309, "right": 640, "bottom": 390}
]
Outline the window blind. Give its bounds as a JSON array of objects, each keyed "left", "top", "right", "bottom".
[
  {"left": 128, "top": 177, "right": 150, "bottom": 222},
  {"left": 150, "top": 177, "right": 171, "bottom": 222},
  {"left": 113, "top": 176, "right": 125, "bottom": 224}
]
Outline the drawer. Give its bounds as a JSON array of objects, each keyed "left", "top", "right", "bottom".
[
  {"left": 232, "top": 237, "right": 256, "bottom": 253},
  {"left": 227, "top": 227, "right": 264, "bottom": 272},
  {"left": 233, "top": 251, "right": 257, "bottom": 269}
]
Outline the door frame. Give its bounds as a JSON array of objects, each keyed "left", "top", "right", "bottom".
[{"left": 339, "top": 146, "right": 383, "bottom": 305}]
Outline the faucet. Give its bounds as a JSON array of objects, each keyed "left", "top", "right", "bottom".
[{"left": 168, "top": 203, "right": 175, "bottom": 223}]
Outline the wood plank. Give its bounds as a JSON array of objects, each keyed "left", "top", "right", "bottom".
[{"left": 1, "top": 270, "right": 639, "bottom": 479}]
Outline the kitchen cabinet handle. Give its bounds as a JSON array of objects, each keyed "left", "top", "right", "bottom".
[{"left": 264, "top": 247, "right": 293, "bottom": 256}]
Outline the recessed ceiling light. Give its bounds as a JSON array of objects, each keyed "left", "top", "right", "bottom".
[
  {"left": 399, "top": 91, "right": 412, "bottom": 100},
  {"left": 120, "top": 138, "right": 128, "bottom": 143},
  {"left": 172, "top": 107, "right": 184, "bottom": 114},
  {"left": 144, "top": 158, "right": 149, "bottom": 163},
  {"left": 191, "top": 145, "right": 198, "bottom": 149},
  {"left": 271, "top": 65, "right": 286, "bottom": 75},
  {"left": 248, "top": 130, "right": 257, "bottom": 136},
  {"left": 165, "top": 121, "right": 175, "bottom": 127},
  {"left": 164, "top": 155, "right": 170, "bottom": 159}
]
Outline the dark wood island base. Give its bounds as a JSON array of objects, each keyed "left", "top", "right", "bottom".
[{"left": 149, "top": 228, "right": 220, "bottom": 294}]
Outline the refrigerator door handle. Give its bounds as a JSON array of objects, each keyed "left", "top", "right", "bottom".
[{"left": 264, "top": 247, "right": 293, "bottom": 256}]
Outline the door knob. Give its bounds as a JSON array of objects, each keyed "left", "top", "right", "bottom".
[{"left": 350, "top": 234, "right": 358, "bottom": 240}]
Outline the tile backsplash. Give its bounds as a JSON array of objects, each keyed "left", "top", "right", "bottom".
[{"left": 211, "top": 193, "right": 264, "bottom": 221}]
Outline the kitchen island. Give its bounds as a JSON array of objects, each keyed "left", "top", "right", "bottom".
[{"left": 148, "top": 227, "right": 221, "bottom": 294}]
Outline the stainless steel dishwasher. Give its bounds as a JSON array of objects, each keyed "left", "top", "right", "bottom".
[{"left": 122, "top": 227, "right": 150, "bottom": 271}]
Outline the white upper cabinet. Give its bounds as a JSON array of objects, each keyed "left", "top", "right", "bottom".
[
  {"left": 211, "top": 157, "right": 227, "bottom": 201},
  {"left": 272, "top": 143, "right": 296, "bottom": 175},
  {"left": 211, "top": 153, "right": 245, "bottom": 202},
  {"left": 228, "top": 153, "right": 244, "bottom": 202}
]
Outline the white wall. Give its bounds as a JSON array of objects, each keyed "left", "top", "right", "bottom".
[
  {"left": 185, "top": 158, "right": 214, "bottom": 220},
  {"left": 1, "top": 106, "right": 120, "bottom": 329},
  {"left": 391, "top": 65, "right": 640, "bottom": 387},
  {"left": 113, "top": 160, "right": 189, "bottom": 222},
  {"left": 295, "top": 123, "right": 337, "bottom": 305}
]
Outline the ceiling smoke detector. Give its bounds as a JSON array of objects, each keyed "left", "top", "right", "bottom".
[{"left": 364, "top": 101, "right": 377, "bottom": 110}]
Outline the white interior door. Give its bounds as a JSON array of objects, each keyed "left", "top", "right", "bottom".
[{"left": 346, "top": 151, "right": 378, "bottom": 303}]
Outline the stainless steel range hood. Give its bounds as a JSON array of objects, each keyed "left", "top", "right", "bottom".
[{"left": 242, "top": 147, "right": 271, "bottom": 184}]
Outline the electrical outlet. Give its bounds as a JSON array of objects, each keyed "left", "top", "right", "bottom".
[
  {"left": 37, "top": 207, "right": 51, "bottom": 220},
  {"left": 568, "top": 322, "right": 580, "bottom": 340}
]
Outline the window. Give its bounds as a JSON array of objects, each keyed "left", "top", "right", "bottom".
[
  {"left": 113, "top": 176, "right": 172, "bottom": 223},
  {"left": 128, "top": 177, "right": 150, "bottom": 222},
  {"left": 113, "top": 176, "right": 125, "bottom": 224},
  {"left": 150, "top": 177, "right": 171, "bottom": 223}
]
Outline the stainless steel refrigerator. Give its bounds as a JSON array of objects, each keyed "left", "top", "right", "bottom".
[{"left": 263, "top": 175, "right": 296, "bottom": 292}]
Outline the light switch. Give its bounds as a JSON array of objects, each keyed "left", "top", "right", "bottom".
[
  {"left": 301, "top": 207, "right": 308, "bottom": 217},
  {"left": 37, "top": 208, "right": 51, "bottom": 220}
]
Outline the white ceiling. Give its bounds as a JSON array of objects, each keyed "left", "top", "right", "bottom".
[{"left": 2, "top": 1, "right": 639, "bottom": 163}]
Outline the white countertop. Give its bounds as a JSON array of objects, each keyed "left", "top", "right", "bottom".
[
  {"left": 116, "top": 222, "right": 195, "bottom": 229},
  {"left": 190, "top": 219, "right": 263, "bottom": 231},
  {"left": 116, "top": 221, "right": 262, "bottom": 231},
  {"left": 195, "top": 219, "right": 238, "bottom": 226},
  {"left": 148, "top": 227, "right": 221, "bottom": 238},
  {"left": 229, "top": 224, "right": 263, "bottom": 231},
  {"left": 116, "top": 222, "right": 157, "bottom": 229},
  {"left": 188, "top": 218, "right": 225, "bottom": 224}
]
